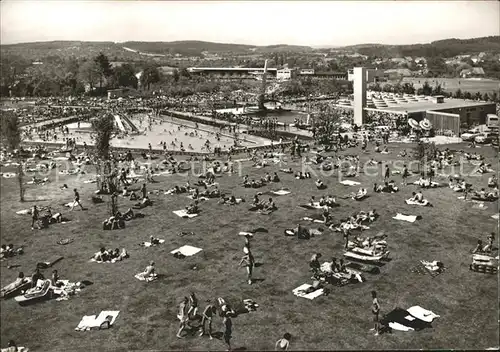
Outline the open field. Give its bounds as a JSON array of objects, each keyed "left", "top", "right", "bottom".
[
  {"left": 397, "top": 77, "right": 500, "bottom": 95},
  {"left": 0, "top": 142, "right": 498, "bottom": 351}
]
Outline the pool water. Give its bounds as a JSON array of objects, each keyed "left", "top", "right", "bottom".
[{"left": 31, "top": 114, "right": 272, "bottom": 152}]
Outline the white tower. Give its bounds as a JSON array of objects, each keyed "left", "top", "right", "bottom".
[{"left": 353, "top": 67, "right": 367, "bottom": 126}]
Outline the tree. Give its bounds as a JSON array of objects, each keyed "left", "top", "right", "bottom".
[
  {"left": 474, "top": 91, "right": 483, "bottom": 100},
  {"left": 402, "top": 83, "right": 415, "bottom": 95},
  {"left": 94, "top": 52, "right": 112, "bottom": 89},
  {"left": 482, "top": 92, "right": 490, "bottom": 101},
  {"left": 313, "top": 107, "right": 341, "bottom": 147},
  {"left": 172, "top": 68, "right": 180, "bottom": 83},
  {"left": 454, "top": 88, "right": 463, "bottom": 99},
  {"left": 78, "top": 59, "right": 100, "bottom": 92},
  {"left": 140, "top": 66, "right": 161, "bottom": 90},
  {"left": 113, "top": 64, "right": 138, "bottom": 89},
  {"left": 490, "top": 91, "right": 498, "bottom": 102},
  {"left": 92, "top": 113, "right": 118, "bottom": 194},
  {"left": 0, "top": 112, "right": 24, "bottom": 201},
  {"left": 422, "top": 81, "right": 433, "bottom": 95},
  {"left": 179, "top": 67, "right": 191, "bottom": 78},
  {"left": 413, "top": 141, "right": 437, "bottom": 174},
  {"left": 431, "top": 84, "right": 443, "bottom": 96},
  {"left": 463, "top": 91, "right": 472, "bottom": 100}
]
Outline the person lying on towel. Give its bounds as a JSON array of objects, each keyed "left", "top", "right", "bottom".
[
  {"left": 143, "top": 261, "right": 156, "bottom": 278},
  {"left": 488, "top": 175, "right": 498, "bottom": 188},
  {"left": 149, "top": 236, "right": 161, "bottom": 246},
  {"left": 286, "top": 225, "right": 323, "bottom": 239},
  {"left": 102, "top": 214, "right": 125, "bottom": 230},
  {"left": 272, "top": 172, "right": 280, "bottom": 182},
  {"left": 225, "top": 195, "right": 243, "bottom": 205},
  {"left": 409, "top": 191, "right": 424, "bottom": 203},
  {"left": 93, "top": 247, "right": 111, "bottom": 262},
  {"left": 488, "top": 187, "right": 499, "bottom": 199},
  {"left": 280, "top": 167, "right": 293, "bottom": 174},
  {"left": 122, "top": 208, "right": 135, "bottom": 221},
  {"left": 318, "top": 195, "right": 336, "bottom": 207},
  {"left": 353, "top": 188, "right": 367, "bottom": 199},
  {"left": 186, "top": 200, "right": 200, "bottom": 215}
]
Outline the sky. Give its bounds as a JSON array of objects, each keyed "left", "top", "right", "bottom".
[{"left": 1, "top": 1, "right": 499, "bottom": 46}]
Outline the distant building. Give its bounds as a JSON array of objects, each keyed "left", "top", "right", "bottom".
[
  {"left": 276, "top": 68, "right": 297, "bottom": 81},
  {"left": 299, "top": 68, "right": 315, "bottom": 75},
  {"left": 460, "top": 67, "right": 485, "bottom": 78},
  {"left": 348, "top": 68, "right": 385, "bottom": 83}
]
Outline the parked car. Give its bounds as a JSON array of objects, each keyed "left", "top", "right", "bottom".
[
  {"left": 475, "top": 132, "right": 498, "bottom": 144},
  {"left": 461, "top": 129, "right": 484, "bottom": 141}
]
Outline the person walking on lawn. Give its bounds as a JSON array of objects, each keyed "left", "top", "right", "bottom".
[
  {"left": 31, "top": 205, "right": 39, "bottom": 230},
  {"left": 70, "top": 188, "right": 84, "bottom": 211},
  {"left": 371, "top": 290, "right": 381, "bottom": 336}
]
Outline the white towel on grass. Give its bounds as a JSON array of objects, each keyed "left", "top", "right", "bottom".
[
  {"left": 340, "top": 180, "right": 360, "bottom": 186},
  {"left": 173, "top": 210, "right": 198, "bottom": 218},
  {"left": 393, "top": 213, "right": 418, "bottom": 223},
  {"left": 171, "top": 245, "right": 202, "bottom": 257},
  {"left": 271, "top": 190, "right": 291, "bottom": 196},
  {"left": 407, "top": 306, "right": 439, "bottom": 323},
  {"left": 389, "top": 322, "right": 415, "bottom": 331},
  {"left": 75, "top": 315, "right": 97, "bottom": 331},
  {"left": 292, "top": 284, "right": 324, "bottom": 300}
]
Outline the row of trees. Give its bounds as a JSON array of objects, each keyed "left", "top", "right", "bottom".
[{"left": 369, "top": 81, "right": 499, "bottom": 102}]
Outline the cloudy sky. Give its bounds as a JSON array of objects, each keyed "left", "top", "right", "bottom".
[{"left": 1, "top": 1, "right": 499, "bottom": 46}]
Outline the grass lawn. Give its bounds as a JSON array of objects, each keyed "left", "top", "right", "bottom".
[{"left": 0, "top": 142, "right": 498, "bottom": 351}]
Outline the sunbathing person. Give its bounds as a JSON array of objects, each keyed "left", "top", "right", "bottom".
[
  {"left": 353, "top": 188, "right": 368, "bottom": 200},
  {"left": 309, "top": 253, "right": 322, "bottom": 276},
  {"left": 280, "top": 167, "right": 293, "bottom": 174},
  {"left": 488, "top": 187, "right": 499, "bottom": 199},
  {"left": 143, "top": 261, "right": 157, "bottom": 278},
  {"left": 31, "top": 268, "right": 45, "bottom": 288},
  {"left": 285, "top": 224, "right": 324, "bottom": 239},
  {"left": 262, "top": 197, "right": 277, "bottom": 213},
  {"left": 133, "top": 196, "right": 152, "bottom": 209},
  {"left": 122, "top": 208, "right": 135, "bottom": 221},
  {"left": 344, "top": 166, "right": 357, "bottom": 178},
  {"left": 324, "top": 195, "right": 338, "bottom": 207},
  {"left": 315, "top": 179, "right": 327, "bottom": 190},
  {"left": 488, "top": 175, "right": 498, "bottom": 188},
  {"left": 271, "top": 172, "right": 280, "bottom": 182},
  {"left": 249, "top": 195, "right": 263, "bottom": 210},
  {"left": 149, "top": 236, "right": 161, "bottom": 246},
  {"left": 1, "top": 272, "right": 28, "bottom": 297},
  {"left": 186, "top": 200, "right": 200, "bottom": 214},
  {"left": 92, "top": 247, "right": 110, "bottom": 262},
  {"left": 473, "top": 187, "right": 499, "bottom": 201},
  {"left": 472, "top": 240, "right": 484, "bottom": 254}
]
